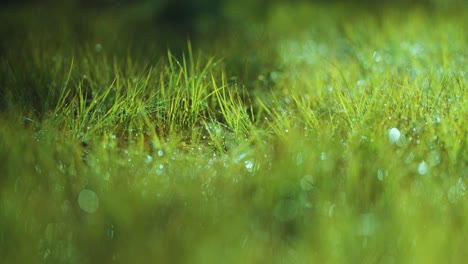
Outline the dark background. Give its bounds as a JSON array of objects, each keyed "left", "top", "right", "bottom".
[
  {"left": 0, "top": 0, "right": 461, "bottom": 38},
  {"left": 0, "top": 0, "right": 464, "bottom": 76}
]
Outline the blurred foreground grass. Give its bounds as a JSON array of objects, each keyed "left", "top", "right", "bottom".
[{"left": 0, "top": 1, "right": 467, "bottom": 263}]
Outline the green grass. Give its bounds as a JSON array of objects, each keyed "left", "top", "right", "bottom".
[{"left": 1, "top": 2, "right": 467, "bottom": 263}]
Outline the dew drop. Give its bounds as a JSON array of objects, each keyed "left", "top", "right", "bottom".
[
  {"left": 405, "top": 153, "right": 415, "bottom": 164},
  {"left": 396, "top": 134, "right": 406, "bottom": 147},
  {"left": 78, "top": 189, "right": 99, "bottom": 214},
  {"left": 448, "top": 187, "right": 458, "bottom": 204},
  {"left": 388, "top": 127, "right": 401, "bottom": 144},
  {"left": 377, "top": 169, "right": 388, "bottom": 181},
  {"left": 94, "top": 43, "right": 102, "bottom": 53},
  {"left": 299, "top": 193, "right": 312, "bottom": 209},
  {"left": 427, "top": 151, "right": 441, "bottom": 166},
  {"left": 300, "top": 175, "right": 315, "bottom": 191},
  {"left": 35, "top": 164, "right": 42, "bottom": 174},
  {"left": 296, "top": 152, "right": 303, "bottom": 166},
  {"left": 373, "top": 51, "right": 382, "bottom": 62},
  {"left": 106, "top": 224, "right": 115, "bottom": 240},
  {"left": 320, "top": 152, "right": 327, "bottom": 161},
  {"left": 245, "top": 160, "right": 254, "bottom": 171},
  {"left": 146, "top": 155, "right": 153, "bottom": 163},
  {"left": 417, "top": 161, "right": 428, "bottom": 175},
  {"left": 358, "top": 213, "right": 377, "bottom": 236},
  {"left": 327, "top": 203, "right": 336, "bottom": 218},
  {"left": 448, "top": 178, "right": 466, "bottom": 204}
]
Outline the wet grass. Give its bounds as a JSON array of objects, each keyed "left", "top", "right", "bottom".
[{"left": 0, "top": 2, "right": 467, "bottom": 263}]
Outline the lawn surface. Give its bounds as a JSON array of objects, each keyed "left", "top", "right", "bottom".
[{"left": 0, "top": 1, "right": 467, "bottom": 263}]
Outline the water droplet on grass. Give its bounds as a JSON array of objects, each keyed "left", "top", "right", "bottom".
[
  {"left": 104, "top": 172, "right": 110, "bottom": 182},
  {"left": 417, "top": 161, "right": 428, "bottom": 175},
  {"left": 320, "top": 152, "right": 327, "bottom": 161},
  {"left": 300, "top": 175, "right": 315, "bottom": 191},
  {"left": 35, "top": 165, "right": 42, "bottom": 174},
  {"left": 94, "top": 43, "right": 102, "bottom": 53},
  {"left": 156, "top": 164, "right": 164, "bottom": 175},
  {"left": 405, "top": 152, "right": 415, "bottom": 164},
  {"left": 146, "top": 155, "right": 153, "bottom": 163},
  {"left": 377, "top": 169, "right": 388, "bottom": 181},
  {"left": 373, "top": 51, "right": 382, "bottom": 62},
  {"left": 296, "top": 152, "right": 303, "bottom": 166},
  {"left": 299, "top": 193, "right": 312, "bottom": 209},
  {"left": 43, "top": 248, "right": 51, "bottom": 259},
  {"left": 106, "top": 224, "right": 115, "bottom": 240},
  {"left": 358, "top": 213, "right": 377, "bottom": 236},
  {"left": 427, "top": 151, "right": 441, "bottom": 166},
  {"left": 244, "top": 160, "right": 254, "bottom": 171},
  {"left": 448, "top": 178, "right": 466, "bottom": 204},
  {"left": 327, "top": 203, "right": 336, "bottom": 218},
  {"left": 388, "top": 127, "right": 401, "bottom": 144},
  {"left": 396, "top": 135, "right": 406, "bottom": 147},
  {"left": 157, "top": 150, "right": 164, "bottom": 157},
  {"left": 78, "top": 189, "right": 99, "bottom": 214}
]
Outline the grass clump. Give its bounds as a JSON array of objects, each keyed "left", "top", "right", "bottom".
[{"left": 0, "top": 1, "right": 467, "bottom": 263}]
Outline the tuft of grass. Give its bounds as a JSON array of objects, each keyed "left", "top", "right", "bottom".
[{"left": 0, "top": 1, "right": 467, "bottom": 263}]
